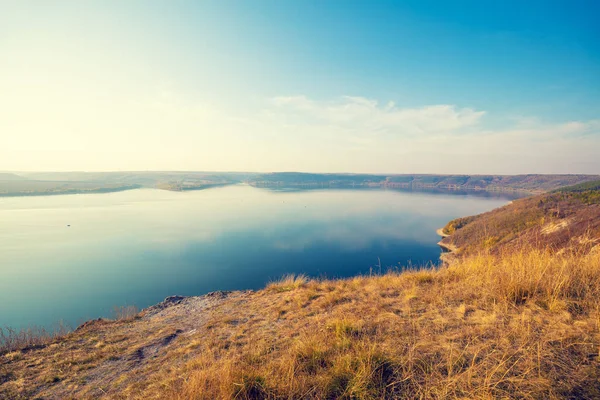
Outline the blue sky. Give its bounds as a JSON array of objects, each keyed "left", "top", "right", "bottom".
[{"left": 1, "top": 1, "right": 599, "bottom": 173}]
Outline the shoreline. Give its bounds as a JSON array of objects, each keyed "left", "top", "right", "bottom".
[
  {"left": 0, "top": 183, "right": 535, "bottom": 199},
  {"left": 436, "top": 227, "right": 458, "bottom": 264},
  {"left": 436, "top": 227, "right": 450, "bottom": 238}
]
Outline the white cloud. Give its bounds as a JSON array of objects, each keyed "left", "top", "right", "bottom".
[
  {"left": 1, "top": 90, "right": 598, "bottom": 174},
  {"left": 251, "top": 95, "right": 600, "bottom": 174},
  {"left": 269, "top": 95, "right": 485, "bottom": 136}
]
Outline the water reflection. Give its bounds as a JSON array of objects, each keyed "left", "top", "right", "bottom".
[
  {"left": 254, "top": 185, "right": 527, "bottom": 200},
  {"left": 0, "top": 185, "right": 512, "bottom": 328}
]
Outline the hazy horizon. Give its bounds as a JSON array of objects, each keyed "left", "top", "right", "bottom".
[
  {"left": 2, "top": 1, "right": 599, "bottom": 174},
  {"left": 2, "top": 170, "right": 600, "bottom": 177}
]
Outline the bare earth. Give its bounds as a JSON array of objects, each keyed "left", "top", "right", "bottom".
[{"left": 1, "top": 291, "right": 251, "bottom": 399}]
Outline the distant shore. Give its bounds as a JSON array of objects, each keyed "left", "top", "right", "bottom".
[
  {"left": 2, "top": 172, "right": 598, "bottom": 199},
  {"left": 0, "top": 185, "right": 141, "bottom": 198}
]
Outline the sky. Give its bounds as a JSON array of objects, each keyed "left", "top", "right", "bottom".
[{"left": 1, "top": 0, "right": 599, "bottom": 174}]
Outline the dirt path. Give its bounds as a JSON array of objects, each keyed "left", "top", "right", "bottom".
[{"left": 1, "top": 291, "right": 252, "bottom": 399}]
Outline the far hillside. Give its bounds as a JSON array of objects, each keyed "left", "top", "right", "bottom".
[
  {"left": 0, "top": 173, "right": 26, "bottom": 181},
  {"left": 0, "top": 172, "right": 251, "bottom": 197},
  {"left": 2, "top": 172, "right": 599, "bottom": 197},
  {"left": 439, "top": 180, "right": 600, "bottom": 257},
  {"left": 249, "top": 173, "right": 599, "bottom": 193},
  {"left": 0, "top": 180, "right": 141, "bottom": 197}
]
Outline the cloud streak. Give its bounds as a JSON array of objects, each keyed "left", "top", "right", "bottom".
[
  {"left": 1, "top": 90, "right": 598, "bottom": 174},
  {"left": 270, "top": 96, "right": 485, "bottom": 136}
]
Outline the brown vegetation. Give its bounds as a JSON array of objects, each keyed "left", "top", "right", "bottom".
[
  {"left": 2, "top": 249, "right": 599, "bottom": 399},
  {"left": 112, "top": 305, "right": 140, "bottom": 321},
  {"left": 0, "top": 324, "right": 69, "bottom": 355},
  {"left": 440, "top": 183, "right": 600, "bottom": 257}
]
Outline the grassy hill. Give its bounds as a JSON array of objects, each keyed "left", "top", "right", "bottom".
[
  {"left": 1, "top": 250, "right": 599, "bottom": 399},
  {"left": 439, "top": 180, "right": 600, "bottom": 258}
]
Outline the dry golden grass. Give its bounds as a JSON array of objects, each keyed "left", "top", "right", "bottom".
[
  {"left": 0, "top": 305, "right": 138, "bottom": 355},
  {"left": 112, "top": 305, "right": 140, "bottom": 321},
  {"left": 167, "top": 249, "right": 600, "bottom": 399},
  {"left": 266, "top": 274, "right": 309, "bottom": 292},
  {"left": 0, "top": 324, "right": 70, "bottom": 355},
  {"left": 440, "top": 188, "right": 600, "bottom": 257},
  {"left": 2, "top": 249, "right": 600, "bottom": 399}
]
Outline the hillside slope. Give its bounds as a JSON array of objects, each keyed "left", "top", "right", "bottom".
[
  {"left": 0, "top": 181, "right": 141, "bottom": 197},
  {"left": 249, "top": 173, "right": 600, "bottom": 193},
  {"left": 2, "top": 249, "right": 600, "bottom": 399},
  {"left": 0, "top": 173, "right": 26, "bottom": 181},
  {"left": 439, "top": 180, "right": 600, "bottom": 258}
]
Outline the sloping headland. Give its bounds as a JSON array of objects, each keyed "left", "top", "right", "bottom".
[
  {"left": 1, "top": 182, "right": 600, "bottom": 399},
  {"left": 439, "top": 180, "right": 600, "bottom": 260},
  {"left": 0, "top": 172, "right": 248, "bottom": 197}
]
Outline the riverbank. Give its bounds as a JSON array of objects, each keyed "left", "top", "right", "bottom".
[
  {"left": 436, "top": 227, "right": 457, "bottom": 264},
  {"left": 3, "top": 172, "right": 599, "bottom": 198},
  {"left": 0, "top": 184, "right": 142, "bottom": 197},
  {"left": 438, "top": 180, "right": 600, "bottom": 257},
  {"left": 435, "top": 227, "right": 449, "bottom": 237},
  {"left": 2, "top": 249, "right": 600, "bottom": 399}
]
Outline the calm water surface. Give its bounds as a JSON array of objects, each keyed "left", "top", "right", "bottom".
[{"left": 1, "top": 185, "right": 517, "bottom": 329}]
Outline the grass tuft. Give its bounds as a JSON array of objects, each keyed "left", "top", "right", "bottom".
[
  {"left": 112, "top": 305, "right": 140, "bottom": 321},
  {"left": 266, "top": 274, "right": 308, "bottom": 292},
  {"left": 0, "top": 324, "right": 70, "bottom": 355}
]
